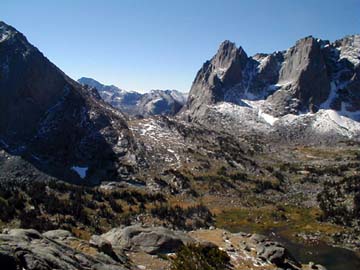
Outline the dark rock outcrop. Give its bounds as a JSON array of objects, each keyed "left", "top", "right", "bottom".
[
  {"left": 185, "top": 40, "right": 248, "bottom": 121},
  {"left": 248, "top": 234, "right": 302, "bottom": 269},
  {"left": 0, "top": 229, "right": 130, "bottom": 270},
  {"left": 0, "top": 21, "right": 143, "bottom": 184},
  {"left": 267, "top": 36, "right": 330, "bottom": 115}
]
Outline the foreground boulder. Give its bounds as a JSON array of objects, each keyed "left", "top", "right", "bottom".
[
  {"left": 0, "top": 227, "right": 328, "bottom": 270},
  {"left": 100, "top": 225, "right": 194, "bottom": 254},
  {"left": 189, "top": 229, "right": 327, "bottom": 270},
  {"left": 0, "top": 229, "right": 130, "bottom": 270},
  {"left": 42, "top": 229, "right": 73, "bottom": 240},
  {"left": 248, "top": 234, "right": 301, "bottom": 269}
]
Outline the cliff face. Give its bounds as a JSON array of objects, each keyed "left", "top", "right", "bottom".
[
  {"left": 0, "top": 21, "right": 142, "bottom": 184},
  {"left": 269, "top": 36, "right": 330, "bottom": 115},
  {"left": 185, "top": 35, "right": 360, "bottom": 121},
  {"left": 186, "top": 40, "right": 248, "bottom": 121}
]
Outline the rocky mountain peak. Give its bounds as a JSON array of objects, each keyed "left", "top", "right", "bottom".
[
  {"left": 0, "top": 21, "right": 35, "bottom": 59},
  {"left": 0, "top": 22, "right": 142, "bottom": 184},
  {"left": 183, "top": 34, "right": 360, "bottom": 140},
  {"left": 213, "top": 40, "right": 247, "bottom": 69},
  {"left": 0, "top": 21, "right": 16, "bottom": 39},
  {"left": 78, "top": 78, "right": 187, "bottom": 117},
  {"left": 185, "top": 40, "right": 249, "bottom": 120},
  {"left": 333, "top": 34, "right": 360, "bottom": 68},
  {"left": 78, "top": 77, "right": 124, "bottom": 94},
  {"left": 271, "top": 35, "right": 330, "bottom": 114}
]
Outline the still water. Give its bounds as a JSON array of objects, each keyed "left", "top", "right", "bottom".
[
  {"left": 269, "top": 231, "right": 360, "bottom": 270},
  {"left": 231, "top": 226, "right": 360, "bottom": 270}
]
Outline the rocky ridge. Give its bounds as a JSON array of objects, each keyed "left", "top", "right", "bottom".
[
  {"left": 78, "top": 77, "right": 187, "bottom": 117},
  {"left": 0, "top": 227, "right": 325, "bottom": 270},
  {"left": 0, "top": 21, "right": 145, "bottom": 184},
  {"left": 183, "top": 35, "right": 360, "bottom": 142},
  {"left": 0, "top": 20, "right": 359, "bottom": 270}
]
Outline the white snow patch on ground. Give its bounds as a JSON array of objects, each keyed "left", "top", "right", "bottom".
[
  {"left": 280, "top": 113, "right": 300, "bottom": 123},
  {"left": 170, "top": 90, "right": 187, "bottom": 104},
  {"left": 0, "top": 139, "right": 9, "bottom": 148},
  {"left": 31, "top": 154, "right": 42, "bottom": 161},
  {"left": 216, "top": 101, "right": 278, "bottom": 126},
  {"left": 338, "top": 35, "right": 360, "bottom": 67},
  {"left": 339, "top": 102, "right": 360, "bottom": 120},
  {"left": 257, "top": 55, "right": 271, "bottom": 71},
  {"left": 258, "top": 110, "right": 278, "bottom": 125},
  {"left": 307, "top": 110, "right": 360, "bottom": 138},
  {"left": 323, "top": 110, "right": 360, "bottom": 131},
  {"left": 140, "top": 122, "right": 158, "bottom": 136},
  {"left": 216, "top": 67, "right": 228, "bottom": 80},
  {"left": 320, "top": 82, "right": 338, "bottom": 109},
  {"left": 144, "top": 98, "right": 164, "bottom": 112},
  {"left": 71, "top": 166, "right": 88, "bottom": 179},
  {"left": 102, "top": 91, "right": 113, "bottom": 96},
  {"left": 241, "top": 99, "right": 265, "bottom": 110},
  {"left": 213, "top": 101, "right": 360, "bottom": 138},
  {"left": 0, "top": 30, "right": 10, "bottom": 43},
  {"left": 130, "top": 118, "right": 187, "bottom": 169}
]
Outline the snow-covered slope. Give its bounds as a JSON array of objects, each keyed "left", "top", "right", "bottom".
[
  {"left": 78, "top": 78, "right": 187, "bottom": 117},
  {"left": 184, "top": 35, "right": 360, "bottom": 141},
  {"left": 201, "top": 101, "right": 360, "bottom": 143}
]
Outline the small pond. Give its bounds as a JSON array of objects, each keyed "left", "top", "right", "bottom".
[{"left": 232, "top": 226, "right": 360, "bottom": 270}]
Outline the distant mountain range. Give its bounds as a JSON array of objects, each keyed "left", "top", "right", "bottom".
[
  {"left": 1, "top": 20, "right": 359, "bottom": 187},
  {"left": 183, "top": 35, "right": 360, "bottom": 142},
  {"left": 78, "top": 77, "right": 187, "bottom": 117},
  {"left": 1, "top": 21, "right": 360, "bottom": 270}
]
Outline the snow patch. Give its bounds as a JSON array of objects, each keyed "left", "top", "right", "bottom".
[
  {"left": 339, "top": 102, "right": 360, "bottom": 120},
  {"left": 257, "top": 55, "right": 271, "bottom": 71},
  {"left": 320, "top": 82, "right": 337, "bottom": 109},
  {"left": 169, "top": 90, "right": 187, "bottom": 104},
  {"left": 216, "top": 67, "right": 227, "bottom": 80},
  {"left": 213, "top": 101, "right": 360, "bottom": 138},
  {"left": 258, "top": 110, "right": 278, "bottom": 126},
  {"left": 0, "top": 139, "right": 9, "bottom": 148},
  {"left": 71, "top": 166, "right": 88, "bottom": 179},
  {"left": 308, "top": 109, "right": 360, "bottom": 138},
  {"left": 0, "top": 30, "right": 11, "bottom": 43},
  {"left": 338, "top": 35, "right": 360, "bottom": 67}
]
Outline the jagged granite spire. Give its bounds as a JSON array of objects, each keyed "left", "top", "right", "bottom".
[
  {"left": 184, "top": 34, "right": 360, "bottom": 121},
  {"left": 186, "top": 40, "right": 248, "bottom": 121},
  {"left": 267, "top": 36, "right": 330, "bottom": 115}
]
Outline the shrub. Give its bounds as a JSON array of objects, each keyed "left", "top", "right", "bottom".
[
  {"left": 0, "top": 197, "right": 15, "bottom": 222},
  {"left": 170, "top": 244, "right": 230, "bottom": 270},
  {"left": 109, "top": 197, "right": 123, "bottom": 213}
]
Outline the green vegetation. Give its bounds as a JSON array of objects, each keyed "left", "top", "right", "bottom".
[
  {"left": 151, "top": 204, "right": 213, "bottom": 230},
  {"left": 0, "top": 179, "right": 215, "bottom": 237},
  {"left": 215, "top": 204, "right": 345, "bottom": 239},
  {"left": 318, "top": 175, "right": 360, "bottom": 227},
  {"left": 170, "top": 244, "right": 230, "bottom": 270},
  {"left": 0, "top": 180, "right": 166, "bottom": 235}
]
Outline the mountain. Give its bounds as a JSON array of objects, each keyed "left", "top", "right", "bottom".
[
  {"left": 78, "top": 77, "right": 187, "bottom": 117},
  {"left": 137, "top": 89, "right": 187, "bottom": 116},
  {"left": 184, "top": 35, "right": 360, "bottom": 142},
  {"left": 1, "top": 21, "right": 360, "bottom": 269},
  {"left": 0, "top": 21, "right": 142, "bottom": 184}
]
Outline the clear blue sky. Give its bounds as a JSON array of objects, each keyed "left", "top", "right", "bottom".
[{"left": 1, "top": 0, "right": 359, "bottom": 92}]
